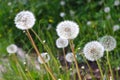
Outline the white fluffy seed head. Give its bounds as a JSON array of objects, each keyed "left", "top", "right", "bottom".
[
  {"left": 60, "top": 12, "right": 66, "bottom": 18},
  {"left": 87, "top": 21, "right": 92, "bottom": 26},
  {"left": 83, "top": 41, "right": 104, "bottom": 61},
  {"left": 104, "top": 7, "right": 110, "bottom": 13},
  {"left": 14, "top": 11, "right": 36, "bottom": 30},
  {"left": 113, "top": 25, "right": 120, "bottom": 32},
  {"left": 6, "top": 44, "right": 18, "bottom": 54},
  {"left": 65, "top": 52, "right": 74, "bottom": 62},
  {"left": 99, "top": 36, "right": 116, "bottom": 51},
  {"left": 60, "top": 1, "right": 65, "bottom": 6},
  {"left": 114, "top": 0, "right": 120, "bottom": 6},
  {"left": 38, "top": 52, "right": 50, "bottom": 64},
  {"left": 56, "top": 20, "right": 79, "bottom": 39},
  {"left": 56, "top": 37, "right": 68, "bottom": 48}
]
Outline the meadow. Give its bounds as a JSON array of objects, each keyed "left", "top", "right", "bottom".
[{"left": 0, "top": 0, "right": 120, "bottom": 80}]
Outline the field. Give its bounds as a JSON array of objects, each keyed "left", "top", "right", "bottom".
[{"left": 0, "top": 0, "right": 120, "bottom": 80}]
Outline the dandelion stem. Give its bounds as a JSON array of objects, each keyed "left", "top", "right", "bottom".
[
  {"left": 96, "top": 60, "right": 104, "bottom": 79},
  {"left": 12, "top": 54, "right": 28, "bottom": 80},
  {"left": 82, "top": 54, "right": 95, "bottom": 80},
  {"left": 62, "top": 48, "right": 68, "bottom": 72},
  {"left": 70, "top": 40, "right": 82, "bottom": 80},
  {"left": 26, "top": 30, "right": 56, "bottom": 80},
  {"left": 31, "top": 29, "right": 61, "bottom": 72},
  {"left": 106, "top": 51, "right": 114, "bottom": 80}
]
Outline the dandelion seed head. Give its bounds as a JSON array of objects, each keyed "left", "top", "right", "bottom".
[
  {"left": 104, "top": 7, "right": 110, "bottom": 13},
  {"left": 56, "top": 38, "right": 68, "bottom": 48},
  {"left": 60, "top": 12, "right": 66, "bottom": 18},
  {"left": 60, "top": 0, "right": 65, "bottom": 6},
  {"left": 113, "top": 25, "right": 120, "bottom": 31},
  {"left": 56, "top": 20, "right": 79, "bottom": 39},
  {"left": 8, "top": 2, "right": 12, "bottom": 6},
  {"left": 14, "top": 11, "right": 36, "bottom": 30},
  {"left": 99, "top": 36, "right": 116, "bottom": 51},
  {"left": 81, "top": 66, "right": 85, "bottom": 69},
  {"left": 65, "top": 52, "right": 74, "bottom": 62},
  {"left": 87, "top": 21, "right": 92, "bottom": 26},
  {"left": 6, "top": 44, "right": 18, "bottom": 54},
  {"left": 114, "top": 0, "right": 120, "bottom": 6},
  {"left": 38, "top": 52, "right": 50, "bottom": 64},
  {"left": 83, "top": 41, "right": 104, "bottom": 61}
]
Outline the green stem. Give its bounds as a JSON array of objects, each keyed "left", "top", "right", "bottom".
[
  {"left": 12, "top": 54, "right": 28, "bottom": 80},
  {"left": 82, "top": 54, "right": 96, "bottom": 80},
  {"left": 70, "top": 40, "right": 82, "bottom": 80},
  {"left": 26, "top": 30, "right": 56, "bottom": 80},
  {"left": 106, "top": 51, "right": 114, "bottom": 79},
  {"left": 96, "top": 60, "right": 104, "bottom": 79},
  {"left": 31, "top": 29, "right": 60, "bottom": 73},
  {"left": 62, "top": 48, "right": 68, "bottom": 72}
]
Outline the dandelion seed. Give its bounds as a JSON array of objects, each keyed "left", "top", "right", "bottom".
[
  {"left": 23, "top": 61, "right": 26, "bottom": 65},
  {"left": 56, "top": 20, "right": 79, "bottom": 39},
  {"left": 78, "top": 47, "right": 80, "bottom": 50},
  {"left": 43, "top": 40, "right": 46, "bottom": 43},
  {"left": 8, "top": 2, "right": 12, "bottom": 6},
  {"left": 83, "top": 41, "right": 104, "bottom": 61},
  {"left": 56, "top": 37, "right": 68, "bottom": 48},
  {"left": 60, "top": 0, "right": 65, "bottom": 6},
  {"left": 70, "top": 68, "right": 72, "bottom": 71},
  {"left": 87, "top": 21, "right": 92, "bottom": 26},
  {"left": 60, "top": 12, "right": 66, "bottom": 18},
  {"left": 6, "top": 44, "right": 18, "bottom": 54},
  {"left": 104, "top": 7, "right": 110, "bottom": 13},
  {"left": 99, "top": 36, "right": 116, "bottom": 51},
  {"left": 58, "top": 79, "right": 61, "bottom": 80},
  {"left": 113, "top": 25, "right": 120, "bottom": 31},
  {"left": 114, "top": 0, "right": 120, "bottom": 6},
  {"left": 38, "top": 52, "right": 50, "bottom": 64},
  {"left": 81, "top": 66, "right": 85, "bottom": 69},
  {"left": 65, "top": 52, "right": 74, "bottom": 62},
  {"left": 14, "top": 11, "right": 36, "bottom": 30}
]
